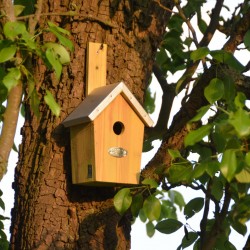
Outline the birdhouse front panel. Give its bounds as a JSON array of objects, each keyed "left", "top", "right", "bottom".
[
  {"left": 93, "top": 94, "right": 144, "bottom": 184},
  {"left": 63, "top": 81, "right": 154, "bottom": 186}
]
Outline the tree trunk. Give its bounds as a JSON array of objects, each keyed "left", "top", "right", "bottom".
[{"left": 10, "top": 0, "right": 172, "bottom": 249}]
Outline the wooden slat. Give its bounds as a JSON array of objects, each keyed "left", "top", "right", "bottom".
[{"left": 86, "top": 42, "right": 107, "bottom": 95}]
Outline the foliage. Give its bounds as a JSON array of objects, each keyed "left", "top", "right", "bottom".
[
  {"left": 115, "top": 1, "right": 250, "bottom": 249},
  {"left": 0, "top": 14, "right": 73, "bottom": 121},
  {"left": 0, "top": 190, "right": 9, "bottom": 249}
]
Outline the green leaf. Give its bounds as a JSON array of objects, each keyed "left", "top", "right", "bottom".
[
  {"left": 190, "top": 47, "right": 210, "bottom": 61},
  {"left": 139, "top": 208, "right": 147, "bottom": 223},
  {"left": 168, "top": 149, "right": 183, "bottom": 160},
  {"left": 168, "top": 190, "right": 185, "bottom": 211},
  {"left": 197, "top": 18, "right": 207, "bottom": 34},
  {"left": 235, "top": 167, "right": 250, "bottom": 183},
  {"left": 143, "top": 195, "right": 161, "bottom": 221},
  {"left": 22, "top": 33, "right": 38, "bottom": 51},
  {"left": 146, "top": 221, "right": 155, "bottom": 238},
  {"left": 14, "top": 5, "right": 25, "bottom": 16},
  {"left": 244, "top": 30, "right": 250, "bottom": 50},
  {"left": 20, "top": 65, "right": 35, "bottom": 99},
  {"left": 0, "top": 45, "right": 16, "bottom": 63},
  {"left": 114, "top": 188, "right": 132, "bottom": 215},
  {"left": 155, "top": 219, "right": 183, "bottom": 234},
  {"left": 3, "top": 21, "right": 27, "bottom": 40},
  {"left": 44, "top": 43, "right": 70, "bottom": 65},
  {"left": 0, "top": 229, "right": 7, "bottom": 241},
  {"left": 184, "top": 124, "right": 212, "bottom": 147},
  {"left": 156, "top": 48, "right": 168, "bottom": 66},
  {"left": 0, "top": 215, "right": 9, "bottom": 221},
  {"left": 210, "top": 50, "right": 245, "bottom": 72},
  {"left": 48, "top": 28, "right": 74, "bottom": 52},
  {"left": 3, "top": 67, "right": 21, "bottom": 91},
  {"left": 229, "top": 109, "right": 250, "bottom": 137},
  {"left": 204, "top": 78, "right": 224, "bottom": 104},
  {"left": 193, "top": 239, "right": 201, "bottom": 250},
  {"left": 160, "top": 200, "right": 177, "bottom": 220},
  {"left": 212, "top": 130, "right": 226, "bottom": 153},
  {"left": 48, "top": 21, "right": 70, "bottom": 35},
  {"left": 131, "top": 193, "right": 143, "bottom": 217},
  {"left": 220, "top": 149, "right": 237, "bottom": 182},
  {"left": 12, "top": 143, "right": 18, "bottom": 153},
  {"left": 0, "top": 238, "right": 9, "bottom": 250},
  {"left": 142, "top": 178, "right": 158, "bottom": 189},
  {"left": 211, "top": 177, "right": 223, "bottom": 201},
  {"left": 223, "top": 241, "right": 237, "bottom": 250},
  {"left": 192, "top": 163, "right": 207, "bottom": 179},
  {"left": 206, "top": 161, "right": 220, "bottom": 177},
  {"left": 231, "top": 220, "right": 247, "bottom": 236},
  {"left": 189, "top": 105, "right": 211, "bottom": 123},
  {"left": 44, "top": 90, "right": 60, "bottom": 117},
  {"left": 45, "top": 48, "right": 62, "bottom": 79},
  {"left": 245, "top": 152, "right": 250, "bottom": 166},
  {"left": 222, "top": 75, "right": 236, "bottom": 105},
  {"left": 0, "top": 199, "right": 5, "bottom": 210},
  {"left": 181, "top": 231, "right": 198, "bottom": 249},
  {"left": 168, "top": 164, "right": 192, "bottom": 183},
  {"left": 234, "top": 92, "right": 246, "bottom": 109},
  {"left": 184, "top": 197, "right": 204, "bottom": 220}
]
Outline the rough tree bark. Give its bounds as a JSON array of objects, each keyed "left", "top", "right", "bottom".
[{"left": 10, "top": 0, "right": 173, "bottom": 249}]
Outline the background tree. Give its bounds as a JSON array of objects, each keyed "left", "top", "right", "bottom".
[{"left": 0, "top": 0, "right": 249, "bottom": 250}]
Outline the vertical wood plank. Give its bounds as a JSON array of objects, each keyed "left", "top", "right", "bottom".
[{"left": 86, "top": 42, "right": 107, "bottom": 95}]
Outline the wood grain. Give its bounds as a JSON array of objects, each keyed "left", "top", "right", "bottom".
[{"left": 86, "top": 42, "right": 107, "bottom": 95}]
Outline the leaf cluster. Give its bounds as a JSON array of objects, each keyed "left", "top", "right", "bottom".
[
  {"left": 0, "top": 14, "right": 73, "bottom": 119},
  {"left": 0, "top": 190, "right": 10, "bottom": 250},
  {"left": 115, "top": 1, "right": 250, "bottom": 249},
  {"left": 114, "top": 179, "right": 185, "bottom": 238}
]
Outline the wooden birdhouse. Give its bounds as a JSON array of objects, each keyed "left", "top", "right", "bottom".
[{"left": 62, "top": 42, "right": 153, "bottom": 186}]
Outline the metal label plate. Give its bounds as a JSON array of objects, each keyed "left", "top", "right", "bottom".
[{"left": 108, "top": 147, "right": 128, "bottom": 158}]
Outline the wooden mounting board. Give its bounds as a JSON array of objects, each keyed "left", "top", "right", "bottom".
[{"left": 86, "top": 42, "right": 107, "bottom": 95}]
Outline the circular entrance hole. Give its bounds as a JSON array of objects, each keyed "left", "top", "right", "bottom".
[{"left": 113, "top": 121, "right": 124, "bottom": 135}]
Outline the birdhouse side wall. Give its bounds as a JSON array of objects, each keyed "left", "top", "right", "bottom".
[
  {"left": 70, "top": 123, "right": 95, "bottom": 184},
  {"left": 93, "top": 94, "right": 144, "bottom": 184}
]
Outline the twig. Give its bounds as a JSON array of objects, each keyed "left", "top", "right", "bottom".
[
  {"left": 176, "top": 0, "right": 224, "bottom": 93},
  {"left": 175, "top": 3, "right": 199, "bottom": 47},
  {"left": 29, "top": 0, "right": 43, "bottom": 35},
  {"left": 153, "top": 0, "right": 177, "bottom": 14}
]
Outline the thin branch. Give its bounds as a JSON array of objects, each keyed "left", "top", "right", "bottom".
[
  {"left": 0, "top": 83, "right": 22, "bottom": 180},
  {"left": 199, "top": 0, "right": 224, "bottom": 47},
  {"left": 146, "top": 64, "right": 175, "bottom": 138},
  {"left": 153, "top": 0, "right": 177, "bottom": 14},
  {"left": 175, "top": 3, "right": 199, "bottom": 47},
  {"left": 28, "top": 0, "right": 43, "bottom": 35},
  {"left": 176, "top": 0, "right": 224, "bottom": 93},
  {"left": 223, "top": 3, "right": 250, "bottom": 53}
]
